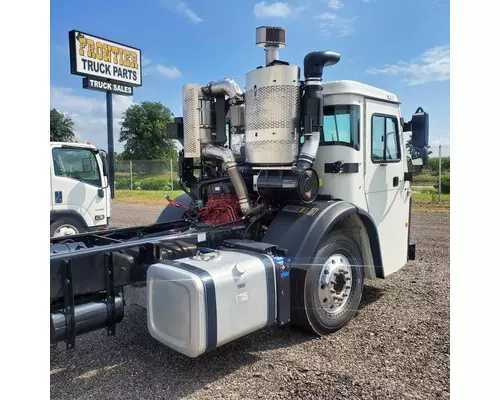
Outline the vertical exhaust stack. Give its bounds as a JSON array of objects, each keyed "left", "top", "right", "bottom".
[
  {"left": 297, "top": 51, "right": 341, "bottom": 170},
  {"left": 256, "top": 26, "right": 286, "bottom": 66}
]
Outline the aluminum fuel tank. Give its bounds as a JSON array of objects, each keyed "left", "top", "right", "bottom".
[{"left": 146, "top": 249, "right": 276, "bottom": 358}]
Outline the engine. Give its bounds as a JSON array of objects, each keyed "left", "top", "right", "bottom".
[
  {"left": 167, "top": 26, "right": 341, "bottom": 228},
  {"left": 197, "top": 182, "right": 241, "bottom": 226}
]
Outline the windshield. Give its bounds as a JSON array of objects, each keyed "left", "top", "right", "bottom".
[
  {"left": 52, "top": 147, "right": 102, "bottom": 187},
  {"left": 321, "top": 105, "right": 360, "bottom": 150}
]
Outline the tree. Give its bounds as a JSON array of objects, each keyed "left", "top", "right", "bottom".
[
  {"left": 50, "top": 108, "right": 75, "bottom": 142},
  {"left": 119, "top": 101, "right": 177, "bottom": 161},
  {"left": 406, "top": 135, "right": 412, "bottom": 150}
]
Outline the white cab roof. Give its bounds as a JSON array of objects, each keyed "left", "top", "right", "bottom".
[
  {"left": 50, "top": 141, "right": 97, "bottom": 151},
  {"left": 322, "top": 80, "right": 400, "bottom": 103}
]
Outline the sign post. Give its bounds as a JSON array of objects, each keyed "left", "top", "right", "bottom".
[
  {"left": 68, "top": 30, "right": 142, "bottom": 198},
  {"left": 106, "top": 91, "right": 115, "bottom": 198}
]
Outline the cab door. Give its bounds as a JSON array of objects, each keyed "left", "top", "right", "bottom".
[{"left": 364, "top": 99, "right": 410, "bottom": 277}]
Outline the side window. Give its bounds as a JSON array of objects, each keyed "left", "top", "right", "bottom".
[
  {"left": 371, "top": 115, "right": 401, "bottom": 163},
  {"left": 52, "top": 148, "right": 102, "bottom": 186}
]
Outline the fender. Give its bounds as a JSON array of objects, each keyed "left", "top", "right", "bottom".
[
  {"left": 263, "top": 200, "right": 384, "bottom": 330},
  {"left": 156, "top": 193, "right": 193, "bottom": 224},
  {"left": 50, "top": 210, "right": 89, "bottom": 229},
  {"left": 263, "top": 200, "right": 383, "bottom": 277}
]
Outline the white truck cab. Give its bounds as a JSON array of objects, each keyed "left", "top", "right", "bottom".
[
  {"left": 50, "top": 141, "right": 111, "bottom": 237},
  {"left": 316, "top": 80, "right": 413, "bottom": 277}
]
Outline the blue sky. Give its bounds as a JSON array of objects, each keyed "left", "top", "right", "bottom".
[{"left": 50, "top": 0, "right": 450, "bottom": 152}]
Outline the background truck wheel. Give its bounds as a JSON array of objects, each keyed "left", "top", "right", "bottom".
[
  {"left": 50, "top": 218, "right": 85, "bottom": 237},
  {"left": 291, "top": 231, "right": 365, "bottom": 336}
]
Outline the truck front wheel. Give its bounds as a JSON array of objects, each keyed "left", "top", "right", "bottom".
[
  {"left": 292, "top": 232, "right": 365, "bottom": 336},
  {"left": 50, "top": 218, "right": 85, "bottom": 238}
]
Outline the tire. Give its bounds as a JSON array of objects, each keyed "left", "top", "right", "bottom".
[
  {"left": 50, "top": 217, "right": 85, "bottom": 238},
  {"left": 291, "top": 231, "right": 365, "bottom": 336}
]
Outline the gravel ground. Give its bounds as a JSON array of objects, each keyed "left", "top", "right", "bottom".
[{"left": 50, "top": 204, "right": 450, "bottom": 400}]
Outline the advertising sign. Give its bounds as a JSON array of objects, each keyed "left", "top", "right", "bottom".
[
  {"left": 69, "top": 30, "right": 142, "bottom": 87},
  {"left": 83, "top": 77, "right": 133, "bottom": 96}
]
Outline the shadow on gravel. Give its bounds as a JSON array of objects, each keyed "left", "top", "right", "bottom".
[
  {"left": 358, "top": 284, "right": 386, "bottom": 311},
  {"left": 50, "top": 285, "right": 386, "bottom": 400},
  {"left": 50, "top": 305, "right": 314, "bottom": 399}
]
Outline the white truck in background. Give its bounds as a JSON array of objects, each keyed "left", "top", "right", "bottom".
[{"left": 50, "top": 141, "right": 111, "bottom": 237}]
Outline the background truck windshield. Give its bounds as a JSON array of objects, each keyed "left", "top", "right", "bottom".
[{"left": 52, "top": 147, "right": 102, "bottom": 187}]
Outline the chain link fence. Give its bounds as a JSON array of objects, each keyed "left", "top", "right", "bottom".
[
  {"left": 114, "top": 144, "right": 450, "bottom": 200},
  {"left": 115, "top": 159, "right": 180, "bottom": 191},
  {"left": 408, "top": 145, "right": 450, "bottom": 201}
]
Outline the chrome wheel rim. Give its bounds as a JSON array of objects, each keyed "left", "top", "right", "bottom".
[
  {"left": 53, "top": 224, "right": 78, "bottom": 237},
  {"left": 317, "top": 253, "right": 353, "bottom": 313}
]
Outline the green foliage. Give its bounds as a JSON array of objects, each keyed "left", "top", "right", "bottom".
[
  {"left": 119, "top": 101, "right": 178, "bottom": 163},
  {"left": 413, "top": 173, "right": 438, "bottom": 185},
  {"left": 434, "top": 173, "right": 450, "bottom": 194},
  {"left": 115, "top": 177, "right": 132, "bottom": 190},
  {"left": 135, "top": 177, "right": 171, "bottom": 191},
  {"left": 406, "top": 135, "right": 412, "bottom": 150},
  {"left": 50, "top": 108, "right": 75, "bottom": 142},
  {"left": 115, "top": 152, "right": 127, "bottom": 162},
  {"left": 425, "top": 157, "right": 450, "bottom": 175},
  {"left": 115, "top": 176, "right": 182, "bottom": 191}
]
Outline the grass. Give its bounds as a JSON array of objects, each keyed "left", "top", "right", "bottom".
[
  {"left": 113, "top": 186, "right": 450, "bottom": 213},
  {"left": 113, "top": 190, "right": 184, "bottom": 206},
  {"left": 411, "top": 186, "right": 450, "bottom": 213}
]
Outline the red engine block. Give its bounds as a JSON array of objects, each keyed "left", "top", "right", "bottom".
[{"left": 198, "top": 194, "right": 241, "bottom": 226}]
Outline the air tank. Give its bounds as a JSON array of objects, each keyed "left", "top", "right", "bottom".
[{"left": 244, "top": 26, "right": 301, "bottom": 166}]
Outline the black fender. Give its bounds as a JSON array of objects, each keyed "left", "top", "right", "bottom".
[
  {"left": 263, "top": 200, "right": 384, "bottom": 331},
  {"left": 50, "top": 210, "right": 88, "bottom": 229},
  {"left": 263, "top": 200, "right": 383, "bottom": 276},
  {"left": 156, "top": 193, "right": 193, "bottom": 224}
]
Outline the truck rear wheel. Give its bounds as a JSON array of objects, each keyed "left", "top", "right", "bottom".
[{"left": 292, "top": 231, "right": 365, "bottom": 336}]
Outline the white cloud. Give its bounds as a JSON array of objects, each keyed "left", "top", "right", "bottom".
[
  {"left": 142, "top": 57, "right": 152, "bottom": 67},
  {"left": 366, "top": 45, "right": 450, "bottom": 86},
  {"left": 176, "top": 1, "right": 203, "bottom": 24},
  {"left": 328, "top": 0, "right": 343, "bottom": 9},
  {"left": 254, "top": 2, "right": 293, "bottom": 18},
  {"left": 161, "top": 1, "right": 203, "bottom": 24},
  {"left": 50, "top": 88, "right": 134, "bottom": 152},
  {"left": 315, "top": 13, "right": 357, "bottom": 37},
  {"left": 156, "top": 64, "right": 182, "bottom": 78}
]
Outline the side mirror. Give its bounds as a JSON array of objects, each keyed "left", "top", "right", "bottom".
[
  {"left": 405, "top": 107, "right": 430, "bottom": 166},
  {"left": 166, "top": 117, "right": 184, "bottom": 144}
]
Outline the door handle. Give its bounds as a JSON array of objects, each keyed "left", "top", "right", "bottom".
[{"left": 393, "top": 177, "right": 399, "bottom": 187}]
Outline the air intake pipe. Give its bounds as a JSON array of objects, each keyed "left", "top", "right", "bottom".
[
  {"left": 297, "top": 51, "right": 341, "bottom": 170},
  {"left": 199, "top": 78, "right": 250, "bottom": 216},
  {"left": 202, "top": 144, "right": 252, "bottom": 216},
  {"left": 201, "top": 78, "right": 244, "bottom": 101}
]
